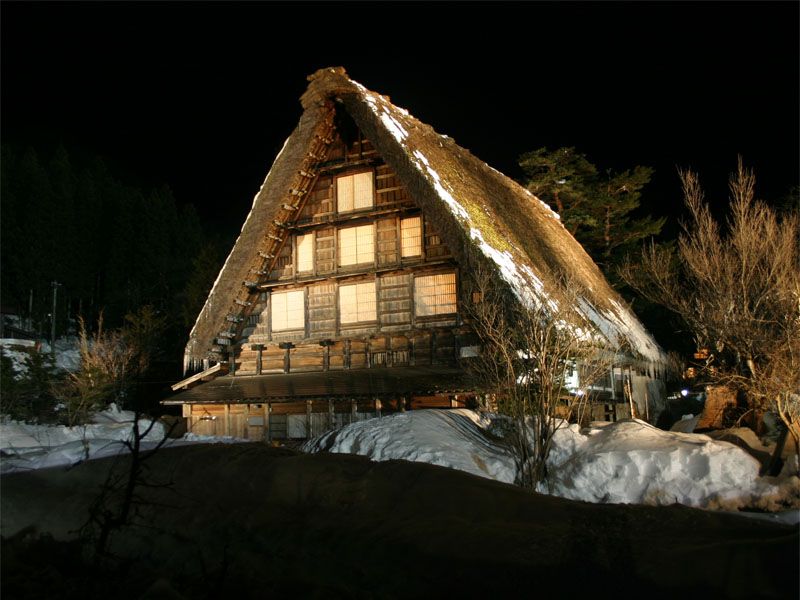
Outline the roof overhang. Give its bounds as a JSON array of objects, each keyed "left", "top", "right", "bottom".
[{"left": 164, "top": 366, "right": 476, "bottom": 405}]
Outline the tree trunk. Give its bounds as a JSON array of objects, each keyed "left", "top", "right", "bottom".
[{"left": 762, "top": 426, "right": 787, "bottom": 477}]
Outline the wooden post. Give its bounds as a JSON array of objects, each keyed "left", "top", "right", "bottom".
[
  {"left": 306, "top": 399, "right": 313, "bottom": 439},
  {"left": 224, "top": 404, "right": 231, "bottom": 436},
  {"left": 254, "top": 344, "right": 264, "bottom": 375},
  {"left": 344, "top": 339, "right": 351, "bottom": 369},
  {"left": 263, "top": 403, "right": 269, "bottom": 442},
  {"left": 350, "top": 398, "right": 357, "bottom": 423},
  {"left": 229, "top": 351, "right": 236, "bottom": 377},
  {"left": 430, "top": 331, "right": 437, "bottom": 365},
  {"left": 609, "top": 367, "right": 616, "bottom": 401},
  {"left": 328, "top": 398, "right": 335, "bottom": 430},
  {"left": 400, "top": 396, "right": 406, "bottom": 413},
  {"left": 267, "top": 403, "right": 272, "bottom": 443},
  {"left": 280, "top": 342, "right": 294, "bottom": 373},
  {"left": 375, "top": 398, "right": 382, "bottom": 419},
  {"left": 386, "top": 335, "right": 393, "bottom": 367},
  {"left": 320, "top": 339, "right": 333, "bottom": 372}
]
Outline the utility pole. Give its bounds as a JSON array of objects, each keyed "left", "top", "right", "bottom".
[
  {"left": 50, "top": 281, "right": 61, "bottom": 355},
  {"left": 28, "top": 289, "right": 34, "bottom": 332}
]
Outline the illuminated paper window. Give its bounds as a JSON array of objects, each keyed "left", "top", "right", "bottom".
[
  {"left": 296, "top": 233, "right": 314, "bottom": 273},
  {"left": 400, "top": 216, "right": 422, "bottom": 257},
  {"left": 337, "top": 171, "right": 373, "bottom": 212},
  {"left": 271, "top": 290, "right": 304, "bottom": 331},
  {"left": 414, "top": 273, "right": 456, "bottom": 316},
  {"left": 338, "top": 224, "right": 374, "bottom": 266},
  {"left": 339, "top": 281, "right": 377, "bottom": 324}
]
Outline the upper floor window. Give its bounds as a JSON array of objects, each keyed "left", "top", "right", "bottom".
[
  {"left": 336, "top": 171, "right": 373, "bottom": 212},
  {"left": 400, "top": 216, "right": 422, "bottom": 258},
  {"left": 271, "top": 289, "right": 305, "bottom": 331},
  {"left": 339, "top": 281, "right": 377, "bottom": 324},
  {"left": 414, "top": 272, "right": 457, "bottom": 316},
  {"left": 338, "top": 224, "right": 374, "bottom": 266},
  {"left": 296, "top": 233, "right": 314, "bottom": 273}
]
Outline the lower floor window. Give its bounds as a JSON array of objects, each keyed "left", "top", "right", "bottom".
[
  {"left": 415, "top": 272, "right": 456, "bottom": 316},
  {"left": 339, "top": 281, "right": 376, "bottom": 324}
]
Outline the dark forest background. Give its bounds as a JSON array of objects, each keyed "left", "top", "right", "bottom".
[{"left": 0, "top": 144, "right": 228, "bottom": 363}]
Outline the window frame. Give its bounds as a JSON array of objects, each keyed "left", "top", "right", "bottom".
[
  {"left": 338, "top": 279, "right": 378, "bottom": 325},
  {"left": 337, "top": 223, "right": 375, "bottom": 267},
  {"left": 270, "top": 289, "right": 306, "bottom": 332},
  {"left": 295, "top": 232, "right": 315, "bottom": 274},
  {"left": 413, "top": 271, "right": 458, "bottom": 317},
  {"left": 400, "top": 215, "right": 423, "bottom": 258},
  {"left": 335, "top": 169, "right": 375, "bottom": 214}
]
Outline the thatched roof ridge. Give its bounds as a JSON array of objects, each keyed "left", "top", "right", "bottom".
[{"left": 186, "top": 67, "right": 666, "bottom": 366}]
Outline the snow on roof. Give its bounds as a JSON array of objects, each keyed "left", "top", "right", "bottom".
[{"left": 322, "top": 69, "right": 666, "bottom": 363}]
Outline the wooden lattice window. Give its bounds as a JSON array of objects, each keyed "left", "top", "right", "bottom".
[
  {"left": 414, "top": 273, "right": 457, "bottom": 316},
  {"left": 271, "top": 289, "right": 304, "bottom": 331},
  {"left": 339, "top": 281, "right": 377, "bottom": 324},
  {"left": 336, "top": 171, "right": 373, "bottom": 212},
  {"left": 400, "top": 216, "right": 422, "bottom": 258},
  {"left": 338, "top": 224, "right": 374, "bottom": 266},
  {"left": 296, "top": 233, "right": 314, "bottom": 273}
]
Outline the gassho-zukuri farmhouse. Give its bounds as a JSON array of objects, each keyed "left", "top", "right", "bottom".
[{"left": 165, "top": 67, "right": 669, "bottom": 440}]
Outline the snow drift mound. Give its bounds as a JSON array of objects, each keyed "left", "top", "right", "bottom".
[
  {"left": 303, "top": 409, "right": 517, "bottom": 483},
  {"left": 544, "top": 419, "right": 798, "bottom": 511},
  {"left": 305, "top": 411, "right": 798, "bottom": 511},
  {"left": 1, "top": 404, "right": 166, "bottom": 474}
]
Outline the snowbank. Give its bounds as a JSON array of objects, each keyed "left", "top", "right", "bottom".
[
  {"left": 303, "top": 409, "right": 518, "bottom": 484},
  {"left": 543, "top": 420, "right": 798, "bottom": 511},
  {"left": 304, "top": 411, "right": 800, "bottom": 512},
  {"left": 1, "top": 404, "right": 166, "bottom": 473}
]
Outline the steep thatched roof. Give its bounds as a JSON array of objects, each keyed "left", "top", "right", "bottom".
[{"left": 187, "top": 67, "right": 666, "bottom": 366}]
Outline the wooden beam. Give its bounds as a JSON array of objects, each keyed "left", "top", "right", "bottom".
[{"left": 171, "top": 362, "right": 223, "bottom": 391}]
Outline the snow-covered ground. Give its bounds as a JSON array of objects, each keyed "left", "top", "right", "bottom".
[
  {"left": 305, "top": 409, "right": 517, "bottom": 483},
  {"left": 0, "top": 404, "right": 247, "bottom": 474},
  {"left": 1, "top": 336, "right": 81, "bottom": 374},
  {"left": 4, "top": 406, "right": 798, "bottom": 517},
  {"left": 1, "top": 404, "right": 167, "bottom": 473},
  {"left": 304, "top": 409, "right": 800, "bottom": 515}
]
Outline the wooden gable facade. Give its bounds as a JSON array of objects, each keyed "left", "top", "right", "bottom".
[
  {"left": 235, "top": 121, "right": 474, "bottom": 376},
  {"left": 168, "top": 108, "right": 482, "bottom": 439}
]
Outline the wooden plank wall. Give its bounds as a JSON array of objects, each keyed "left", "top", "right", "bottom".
[
  {"left": 236, "top": 327, "right": 464, "bottom": 376},
  {"left": 183, "top": 395, "right": 471, "bottom": 440}
]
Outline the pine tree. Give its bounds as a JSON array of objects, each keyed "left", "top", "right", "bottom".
[{"left": 519, "top": 147, "right": 664, "bottom": 273}]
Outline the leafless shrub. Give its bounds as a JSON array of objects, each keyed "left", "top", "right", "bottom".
[
  {"left": 620, "top": 159, "right": 800, "bottom": 472},
  {"left": 55, "top": 307, "right": 166, "bottom": 426},
  {"left": 464, "top": 264, "right": 616, "bottom": 488}
]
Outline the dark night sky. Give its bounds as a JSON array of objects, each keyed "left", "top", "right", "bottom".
[{"left": 3, "top": 2, "right": 798, "bottom": 238}]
